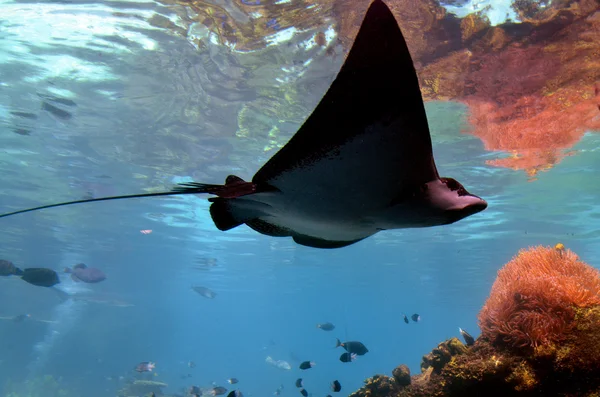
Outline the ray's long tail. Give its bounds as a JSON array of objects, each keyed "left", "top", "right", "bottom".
[{"left": 0, "top": 175, "right": 257, "bottom": 218}]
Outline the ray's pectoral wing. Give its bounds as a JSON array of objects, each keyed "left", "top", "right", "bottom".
[{"left": 252, "top": 0, "right": 438, "bottom": 200}]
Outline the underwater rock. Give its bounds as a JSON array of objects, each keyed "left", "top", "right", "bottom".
[
  {"left": 420, "top": 337, "right": 468, "bottom": 374},
  {"left": 349, "top": 374, "right": 398, "bottom": 397},
  {"left": 392, "top": 364, "right": 411, "bottom": 387},
  {"left": 350, "top": 244, "right": 600, "bottom": 397}
]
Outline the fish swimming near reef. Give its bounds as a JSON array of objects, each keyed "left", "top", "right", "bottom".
[
  {"left": 265, "top": 356, "right": 291, "bottom": 370},
  {"left": 192, "top": 285, "right": 217, "bottom": 299},
  {"left": 459, "top": 327, "right": 475, "bottom": 346},
  {"left": 20, "top": 267, "right": 60, "bottom": 287},
  {"left": 299, "top": 361, "right": 315, "bottom": 370},
  {"left": 0, "top": 0, "right": 487, "bottom": 249},
  {"left": 317, "top": 322, "right": 335, "bottom": 331},
  {"left": 336, "top": 338, "right": 369, "bottom": 356},
  {"left": 0, "top": 259, "right": 23, "bottom": 276},
  {"left": 339, "top": 352, "right": 357, "bottom": 363},
  {"left": 64, "top": 263, "right": 106, "bottom": 283},
  {"left": 134, "top": 361, "right": 155, "bottom": 372}
]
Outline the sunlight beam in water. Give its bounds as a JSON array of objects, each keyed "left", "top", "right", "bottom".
[{"left": 27, "top": 251, "right": 91, "bottom": 376}]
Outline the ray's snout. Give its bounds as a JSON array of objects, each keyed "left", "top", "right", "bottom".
[{"left": 445, "top": 193, "right": 488, "bottom": 224}]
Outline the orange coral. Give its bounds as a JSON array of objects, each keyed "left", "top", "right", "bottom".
[{"left": 478, "top": 245, "right": 600, "bottom": 349}]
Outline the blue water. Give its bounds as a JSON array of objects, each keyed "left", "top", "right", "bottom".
[{"left": 1, "top": 0, "right": 599, "bottom": 396}]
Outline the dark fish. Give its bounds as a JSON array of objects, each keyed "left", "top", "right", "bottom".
[
  {"left": 212, "top": 386, "right": 228, "bottom": 395},
  {"left": 227, "top": 378, "right": 239, "bottom": 384},
  {"left": 331, "top": 380, "right": 341, "bottom": 393},
  {"left": 21, "top": 268, "right": 60, "bottom": 287},
  {"left": 41, "top": 101, "right": 72, "bottom": 120},
  {"left": 10, "top": 111, "right": 38, "bottom": 119},
  {"left": 37, "top": 93, "right": 77, "bottom": 107},
  {"left": 295, "top": 378, "right": 303, "bottom": 388},
  {"left": 0, "top": 0, "right": 487, "bottom": 249},
  {"left": 403, "top": 314, "right": 409, "bottom": 324},
  {"left": 188, "top": 361, "right": 196, "bottom": 368},
  {"left": 227, "top": 391, "right": 243, "bottom": 397},
  {"left": 299, "top": 361, "right": 315, "bottom": 370},
  {"left": 134, "top": 361, "right": 155, "bottom": 372},
  {"left": 459, "top": 327, "right": 475, "bottom": 347},
  {"left": 411, "top": 314, "right": 420, "bottom": 322},
  {"left": 335, "top": 338, "right": 369, "bottom": 356},
  {"left": 13, "top": 314, "right": 31, "bottom": 322},
  {"left": 299, "top": 389, "right": 308, "bottom": 397},
  {"left": 317, "top": 322, "right": 335, "bottom": 331},
  {"left": 189, "top": 386, "right": 202, "bottom": 395},
  {"left": 273, "top": 385, "right": 284, "bottom": 395},
  {"left": 339, "top": 352, "right": 357, "bottom": 363},
  {"left": 64, "top": 263, "right": 106, "bottom": 283},
  {"left": 13, "top": 128, "right": 32, "bottom": 136},
  {"left": 195, "top": 257, "right": 218, "bottom": 267},
  {"left": 192, "top": 285, "right": 217, "bottom": 299},
  {"left": 0, "top": 259, "right": 23, "bottom": 276}
]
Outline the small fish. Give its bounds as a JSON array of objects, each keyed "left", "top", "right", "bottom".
[
  {"left": 317, "top": 322, "right": 335, "bottom": 331},
  {"left": 195, "top": 257, "right": 218, "bottom": 267},
  {"left": 212, "top": 386, "right": 228, "bottom": 395},
  {"left": 13, "top": 314, "right": 31, "bottom": 323},
  {"left": 10, "top": 111, "right": 38, "bottom": 120},
  {"left": 189, "top": 386, "right": 202, "bottom": 395},
  {"left": 0, "top": 259, "right": 23, "bottom": 276},
  {"left": 331, "top": 380, "right": 341, "bottom": 393},
  {"left": 299, "top": 361, "right": 315, "bottom": 370},
  {"left": 459, "top": 327, "right": 475, "bottom": 347},
  {"left": 265, "top": 356, "right": 291, "bottom": 370},
  {"left": 64, "top": 263, "right": 106, "bottom": 283},
  {"left": 411, "top": 313, "right": 420, "bottom": 322},
  {"left": 335, "top": 338, "right": 369, "bottom": 355},
  {"left": 41, "top": 101, "right": 72, "bottom": 120},
  {"left": 339, "top": 352, "right": 357, "bottom": 363},
  {"left": 20, "top": 268, "right": 60, "bottom": 287},
  {"left": 295, "top": 378, "right": 303, "bottom": 388},
  {"left": 37, "top": 93, "right": 77, "bottom": 107},
  {"left": 188, "top": 361, "right": 196, "bottom": 368},
  {"left": 227, "top": 378, "right": 239, "bottom": 384},
  {"left": 299, "top": 389, "right": 308, "bottom": 397},
  {"left": 134, "top": 361, "right": 155, "bottom": 372},
  {"left": 402, "top": 314, "right": 409, "bottom": 324},
  {"left": 273, "top": 385, "right": 284, "bottom": 395},
  {"left": 12, "top": 128, "right": 31, "bottom": 136},
  {"left": 140, "top": 229, "right": 153, "bottom": 234},
  {"left": 227, "top": 391, "right": 243, "bottom": 397},
  {"left": 192, "top": 285, "right": 217, "bottom": 299}
]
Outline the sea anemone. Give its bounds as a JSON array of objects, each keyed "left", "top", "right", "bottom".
[{"left": 478, "top": 245, "right": 600, "bottom": 350}]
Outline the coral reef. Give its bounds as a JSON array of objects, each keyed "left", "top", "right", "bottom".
[
  {"left": 117, "top": 379, "right": 168, "bottom": 396},
  {"left": 350, "top": 244, "right": 600, "bottom": 397},
  {"left": 478, "top": 245, "right": 600, "bottom": 350},
  {"left": 2, "top": 375, "right": 72, "bottom": 397}
]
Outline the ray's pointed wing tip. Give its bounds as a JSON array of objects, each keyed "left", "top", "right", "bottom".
[{"left": 366, "top": 0, "right": 393, "bottom": 17}]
